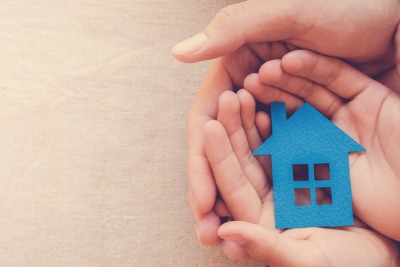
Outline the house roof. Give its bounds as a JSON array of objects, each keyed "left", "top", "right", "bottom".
[{"left": 253, "top": 102, "right": 365, "bottom": 155}]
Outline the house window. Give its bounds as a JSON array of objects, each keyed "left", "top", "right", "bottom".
[
  {"left": 292, "top": 163, "right": 332, "bottom": 206},
  {"left": 292, "top": 164, "right": 309, "bottom": 181},
  {"left": 294, "top": 188, "right": 310, "bottom": 206},
  {"left": 316, "top": 187, "right": 332, "bottom": 205},
  {"left": 314, "top": 163, "right": 330, "bottom": 180}
]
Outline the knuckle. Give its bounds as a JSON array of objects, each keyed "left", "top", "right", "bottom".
[
  {"left": 325, "top": 63, "right": 342, "bottom": 87},
  {"left": 299, "top": 81, "right": 317, "bottom": 99},
  {"left": 325, "top": 98, "right": 341, "bottom": 118},
  {"left": 225, "top": 173, "right": 248, "bottom": 196},
  {"left": 272, "top": 88, "right": 283, "bottom": 102},
  {"left": 218, "top": 6, "right": 236, "bottom": 22},
  {"left": 209, "top": 4, "right": 244, "bottom": 31}
]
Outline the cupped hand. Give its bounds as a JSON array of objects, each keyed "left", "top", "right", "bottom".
[
  {"left": 246, "top": 49, "right": 400, "bottom": 241},
  {"left": 204, "top": 89, "right": 399, "bottom": 266},
  {"left": 187, "top": 43, "right": 291, "bottom": 245},
  {"left": 174, "top": 0, "right": 400, "bottom": 246}
]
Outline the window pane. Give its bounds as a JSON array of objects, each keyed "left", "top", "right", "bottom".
[
  {"left": 314, "top": 163, "right": 330, "bottom": 181},
  {"left": 292, "top": 164, "right": 309, "bottom": 181},
  {"left": 316, "top": 187, "right": 332, "bottom": 205},
  {"left": 294, "top": 188, "right": 311, "bottom": 206}
]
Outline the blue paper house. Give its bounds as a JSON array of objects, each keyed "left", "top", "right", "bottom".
[{"left": 254, "top": 102, "right": 365, "bottom": 229}]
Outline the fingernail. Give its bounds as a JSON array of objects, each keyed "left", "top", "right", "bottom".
[
  {"left": 220, "top": 234, "right": 246, "bottom": 245},
  {"left": 172, "top": 33, "right": 208, "bottom": 54}
]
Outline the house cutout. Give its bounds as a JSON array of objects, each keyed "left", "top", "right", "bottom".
[{"left": 254, "top": 102, "right": 365, "bottom": 229}]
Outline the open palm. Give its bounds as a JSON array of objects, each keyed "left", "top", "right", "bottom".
[{"left": 204, "top": 89, "right": 399, "bottom": 266}]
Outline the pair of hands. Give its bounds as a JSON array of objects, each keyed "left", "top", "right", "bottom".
[
  {"left": 205, "top": 49, "right": 400, "bottom": 265},
  {"left": 172, "top": 0, "right": 400, "bottom": 265}
]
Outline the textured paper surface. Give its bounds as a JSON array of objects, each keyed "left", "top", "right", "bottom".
[{"left": 0, "top": 1, "right": 259, "bottom": 266}]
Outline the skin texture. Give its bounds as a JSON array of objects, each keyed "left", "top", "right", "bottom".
[
  {"left": 173, "top": 0, "right": 400, "bottom": 246},
  {"left": 204, "top": 87, "right": 399, "bottom": 266}
]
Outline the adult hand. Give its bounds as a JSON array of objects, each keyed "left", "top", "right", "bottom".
[
  {"left": 247, "top": 49, "right": 400, "bottom": 241},
  {"left": 173, "top": 0, "right": 400, "bottom": 75},
  {"left": 204, "top": 89, "right": 399, "bottom": 266}
]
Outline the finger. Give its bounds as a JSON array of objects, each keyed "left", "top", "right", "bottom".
[
  {"left": 259, "top": 59, "right": 344, "bottom": 118},
  {"left": 254, "top": 111, "right": 273, "bottom": 180},
  {"left": 281, "top": 50, "right": 372, "bottom": 100},
  {"left": 237, "top": 89, "right": 273, "bottom": 181},
  {"left": 188, "top": 188, "right": 222, "bottom": 246},
  {"left": 255, "top": 111, "right": 271, "bottom": 141},
  {"left": 236, "top": 89, "right": 262, "bottom": 151},
  {"left": 217, "top": 91, "right": 270, "bottom": 199},
  {"left": 172, "top": 0, "right": 302, "bottom": 63},
  {"left": 258, "top": 192, "right": 277, "bottom": 229},
  {"left": 204, "top": 120, "right": 262, "bottom": 223},
  {"left": 218, "top": 221, "right": 316, "bottom": 266},
  {"left": 187, "top": 60, "right": 232, "bottom": 245},
  {"left": 244, "top": 73, "right": 304, "bottom": 114}
]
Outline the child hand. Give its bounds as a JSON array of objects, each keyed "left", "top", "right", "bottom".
[
  {"left": 245, "top": 50, "right": 400, "bottom": 241},
  {"left": 204, "top": 90, "right": 399, "bottom": 266},
  {"left": 186, "top": 43, "right": 292, "bottom": 246}
]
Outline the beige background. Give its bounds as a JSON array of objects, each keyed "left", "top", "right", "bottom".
[{"left": 0, "top": 0, "right": 262, "bottom": 266}]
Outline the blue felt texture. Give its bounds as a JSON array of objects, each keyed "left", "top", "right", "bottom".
[{"left": 254, "top": 102, "right": 365, "bottom": 229}]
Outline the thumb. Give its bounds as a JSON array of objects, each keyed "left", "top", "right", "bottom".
[
  {"left": 172, "top": 0, "right": 300, "bottom": 63},
  {"left": 218, "top": 221, "right": 316, "bottom": 266}
]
